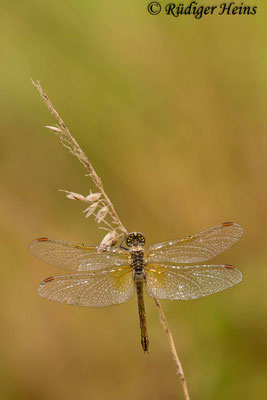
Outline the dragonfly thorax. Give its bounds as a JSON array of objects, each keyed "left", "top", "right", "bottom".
[
  {"left": 131, "top": 249, "right": 145, "bottom": 278},
  {"left": 126, "top": 232, "right": 145, "bottom": 247}
]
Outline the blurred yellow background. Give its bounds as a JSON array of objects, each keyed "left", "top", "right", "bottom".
[{"left": 0, "top": 1, "right": 266, "bottom": 399}]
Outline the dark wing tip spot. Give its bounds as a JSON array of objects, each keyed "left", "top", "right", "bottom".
[
  {"left": 225, "top": 264, "right": 235, "bottom": 269},
  {"left": 43, "top": 276, "right": 55, "bottom": 282}
]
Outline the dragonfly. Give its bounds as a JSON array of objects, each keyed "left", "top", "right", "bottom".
[{"left": 29, "top": 222, "right": 243, "bottom": 353}]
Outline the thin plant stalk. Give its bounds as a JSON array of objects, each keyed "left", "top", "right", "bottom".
[
  {"left": 32, "top": 79, "right": 127, "bottom": 237},
  {"left": 153, "top": 293, "right": 190, "bottom": 400},
  {"left": 32, "top": 80, "right": 190, "bottom": 400}
]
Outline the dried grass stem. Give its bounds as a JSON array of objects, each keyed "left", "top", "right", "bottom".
[
  {"left": 32, "top": 80, "right": 190, "bottom": 400},
  {"left": 32, "top": 80, "right": 127, "bottom": 236},
  {"left": 153, "top": 294, "right": 190, "bottom": 400}
]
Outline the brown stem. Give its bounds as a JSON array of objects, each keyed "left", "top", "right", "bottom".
[
  {"left": 153, "top": 294, "right": 190, "bottom": 400},
  {"left": 32, "top": 80, "right": 190, "bottom": 399},
  {"left": 32, "top": 80, "right": 127, "bottom": 235}
]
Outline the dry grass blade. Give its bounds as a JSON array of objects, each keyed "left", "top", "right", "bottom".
[
  {"left": 153, "top": 294, "right": 190, "bottom": 400},
  {"left": 32, "top": 79, "right": 127, "bottom": 237},
  {"left": 32, "top": 80, "right": 190, "bottom": 400}
]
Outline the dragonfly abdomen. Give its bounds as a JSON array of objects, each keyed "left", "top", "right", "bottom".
[
  {"left": 130, "top": 249, "right": 149, "bottom": 352},
  {"left": 135, "top": 280, "right": 149, "bottom": 353}
]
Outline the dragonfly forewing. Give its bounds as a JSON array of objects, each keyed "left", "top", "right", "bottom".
[
  {"left": 38, "top": 266, "right": 134, "bottom": 307},
  {"left": 145, "top": 264, "right": 242, "bottom": 300},
  {"left": 30, "top": 222, "right": 243, "bottom": 352},
  {"left": 29, "top": 238, "right": 130, "bottom": 271},
  {"left": 146, "top": 222, "right": 243, "bottom": 264}
]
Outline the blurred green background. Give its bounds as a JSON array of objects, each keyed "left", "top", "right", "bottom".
[{"left": 0, "top": 1, "right": 266, "bottom": 399}]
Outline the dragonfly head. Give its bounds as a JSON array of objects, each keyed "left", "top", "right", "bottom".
[{"left": 125, "top": 232, "right": 145, "bottom": 247}]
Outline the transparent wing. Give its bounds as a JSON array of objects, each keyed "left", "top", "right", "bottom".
[
  {"left": 38, "top": 266, "right": 134, "bottom": 307},
  {"left": 29, "top": 238, "right": 129, "bottom": 271},
  {"left": 145, "top": 264, "right": 242, "bottom": 300},
  {"left": 146, "top": 222, "right": 243, "bottom": 264}
]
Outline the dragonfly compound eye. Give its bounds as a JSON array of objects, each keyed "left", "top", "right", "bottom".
[
  {"left": 137, "top": 233, "right": 145, "bottom": 245},
  {"left": 126, "top": 232, "right": 145, "bottom": 247}
]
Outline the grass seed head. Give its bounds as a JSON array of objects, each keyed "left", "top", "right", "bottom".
[{"left": 96, "top": 206, "right": 108, "bottom": 223}]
